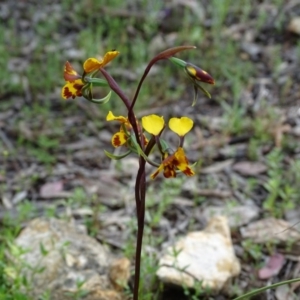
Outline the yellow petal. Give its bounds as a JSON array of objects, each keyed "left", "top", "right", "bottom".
[
  {"left": 179, "top": 164, "right": 195, "bottom": 176},
  {"left": 112, "top": 132, "right": 127, "bottom": 147},
  {"left": 174, "top": 147, "right": 195, "bottom": 176},
  {"left": 142, "top": 115, "right": 164, "bottom": 135},
  {"left": 83, "top": 51, "right": 119, "bottom": 73},
  {"left": 150, "top": 164, "right": 164, "bottom": 179},
  {"left": 106, "top": 111, "right": 116, "bottom": 121},
  {"left": 83, "top": 58, "right": 101, "bottom": 73},
  {"left": 106, "top": 111, "right": 128, "bottom": 123},
  {"left": 61, "top": 80, "right": 84, "bottom": 99},
  {"left": 169, "top": 117, "right": 193, "bottom": 136},
  {"left": 61, "top": 84, "right": 69, "bottom": 99},
  {"left": 102, "top": 50, "right": 120, "bottom": 66}
]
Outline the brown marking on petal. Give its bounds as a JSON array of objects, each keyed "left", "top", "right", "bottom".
[
  {"left": 64, "top": 73, "right": 81, "bottom": 82},
  {"left": 64, "top": 61, "right": 73, "bottom": 73},
  {"left": 186, "top": 63, "right": 215, "bottom": 85},
  {"left": 63, "top": 87, "right": 74, "bottom": 99},
  {"left": 113, "top": 135, "right": 122, "bottom": 147},
  {"left": 161, "top": 153, "right": 175, "bottom": 167},
  {"left": 64, "top": 61, "right": 81, "bottom": 82},
  {"left": 150, "top": 164, "right": 165, "bottom": 179},
  {"left": 150, "top": 170, "right": 160, "bottom": 179},
  {"left": 172, "top": 157, "right": 180, "bottom": 167},
  {"left": 73, "top": 83, "right": 83, "bottom": 96},
  {"left": 183, "top": 167, "right": 195, "bottom": 176},
  {"left": 163, "top": 166, "right": 176, "bottom": 178}
]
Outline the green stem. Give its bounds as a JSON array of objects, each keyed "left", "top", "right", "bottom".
[{"left": 233, "top": 277, "right": 300, "bottom": 300}]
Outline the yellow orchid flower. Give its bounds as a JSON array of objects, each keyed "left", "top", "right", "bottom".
[
  {"left": 106, "top": 111, "right": 131, "bottom": 148},
  {"left": 107, "top": 111, "right": 149, "bottom": 148},
  {"left": 151, "top": 147, "right": 195, "bottom": 179},
  {"left": 83, "top": 50, "right": 120, "bottom": 73}
]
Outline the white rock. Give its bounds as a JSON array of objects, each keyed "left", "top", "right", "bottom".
[{"left": 157, "top": 216, "right": 240, "bottom": 291}]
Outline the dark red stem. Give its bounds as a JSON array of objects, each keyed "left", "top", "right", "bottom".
[
  {"left": 133, "top": 162, "right": 146, "bottom": 300},
  {"left": 129, "top": 45, "right": 196, "bottom": 113},
  {"left": 99, "top": 68, "right": 131, "bottom": 110}
]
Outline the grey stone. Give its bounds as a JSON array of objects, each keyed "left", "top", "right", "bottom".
[{"left": 10, "top": 218, "right": 130, "bottom": 300}]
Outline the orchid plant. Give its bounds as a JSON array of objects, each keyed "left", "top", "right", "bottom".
[{"left": 62, "top": 46, "right": 214, "bottom": 300}]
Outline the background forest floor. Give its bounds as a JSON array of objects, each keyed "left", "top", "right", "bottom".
[{"left": 1, "top": 0, "right": 300, "bottom": 299}]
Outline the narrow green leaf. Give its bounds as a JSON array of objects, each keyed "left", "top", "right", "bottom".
[
  {"left": 129, "top": 135, "right": 148, "bottom": 161},
  {"left": 194, "top": 81, "right": 211, "bottom": 99},
  {"left": 88, "top": 90, "right": 112, "bottom": 104},
  {"left": 233, "top": 277, "right": 300, "bottom": 300},
  {"left": 85, "top": 77, "right": 108, "bottom": 86},
  {"left": 192, "top": 84, "right": 198, "bottom": 106},
  {"left": 159, "top": 139, "right": 170, "bottom": 153},
  {"left": 129, "top": 135, "right": 159, "bottom": 166},
  {"left": 104, "top": 149, "right": 131, "bottom": 160}
]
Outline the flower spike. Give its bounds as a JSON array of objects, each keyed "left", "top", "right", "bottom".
[{"left": 151, "top": 147, "right": 195, "bottom": 179}]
